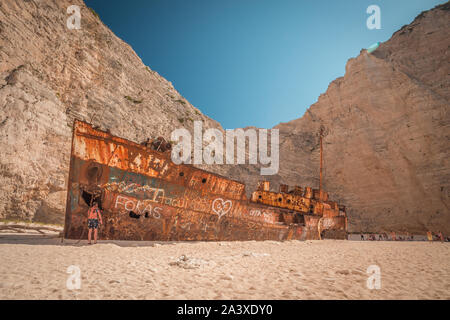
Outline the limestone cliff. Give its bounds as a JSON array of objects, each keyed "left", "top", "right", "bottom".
[
  {"left": 0, "top": 0, "right": 448, "bottom": 233},
  {"left": 0, "top": 0, "right": 221, "bottom": 224},
  {"left": 222, "top": 2, "right": 450, "bottom": 233}
]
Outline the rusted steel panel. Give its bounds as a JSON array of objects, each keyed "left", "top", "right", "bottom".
[
  {"left": 251, "top": 190, "right": 311, "bottom": 213},
  {"left": 64, "top": 120, "right": 347, "bottom": 241},
  {"left": 304, "top": 187, "right": 313, "bottom": 199},
  {"left": 292, "top": 186, "right": 303, "bottom": 195},
  {"left": 64, "top": 121, "right": 310, "bottom": 241},
  {"left": 257, "top": 181, "right": 271, "bottom": 192},
  {"left": 72, "top": 122, "right": 246, "bottom": 201}
]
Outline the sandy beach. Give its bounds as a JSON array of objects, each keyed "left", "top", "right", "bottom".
[{"left": 0, "top": 232, "right": 449, "bottom": 300}]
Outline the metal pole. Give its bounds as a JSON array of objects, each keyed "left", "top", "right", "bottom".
[{"left": 319, "top": 128, "right": 323, "bottom": 202}]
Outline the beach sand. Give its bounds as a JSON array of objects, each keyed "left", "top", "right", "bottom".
[{"left": 0, "top": 233, "right": 449, "bottom": 300}]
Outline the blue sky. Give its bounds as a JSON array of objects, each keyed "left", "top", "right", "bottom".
[{"left": 85, "top": 0, "right": 446, "bottom": 129}]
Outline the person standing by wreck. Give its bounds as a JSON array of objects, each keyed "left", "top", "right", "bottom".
[
  {"left": 391, "top": 231, "right": 396, "bottom": 241},
  {"left": 87, "top": 202, "right": 103, "bottom": 245},
  {"left": 427, "top": 231, "right": 433, "bottom": 242}
]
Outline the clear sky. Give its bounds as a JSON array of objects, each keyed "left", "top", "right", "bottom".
[{"left": 85, "top": 0, "right": 446, "bottom": 129}]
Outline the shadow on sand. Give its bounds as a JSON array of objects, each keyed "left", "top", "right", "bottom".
[{"left": 0, "top": 233, "right": 190, "bottom": 247}]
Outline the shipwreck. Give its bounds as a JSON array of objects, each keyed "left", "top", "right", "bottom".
[{"left": 63, "top": 120, "right": 347, "bottom": 241}]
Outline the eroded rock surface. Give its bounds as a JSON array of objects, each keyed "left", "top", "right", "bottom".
[
  {"left": 0, "top": 1, "right": 448, "bottom": 233},
  {"left": 223, "top": 3, "right": 450, "bottom": 233},
  {"left": 0, "top": 0, "right": 220, "bottom": 224}
]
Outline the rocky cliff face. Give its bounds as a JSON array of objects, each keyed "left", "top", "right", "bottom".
[
  {"left": 225, "top": 2, "right": 450, "bottom": 234},
  {"left": 0, "top": 0, "right": 448, "bottom": 233},
  {"left": 0, "top": 0, "right": 221, "bottom": 224}
]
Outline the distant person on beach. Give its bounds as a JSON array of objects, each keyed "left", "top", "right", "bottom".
[
  {"left": 87, "top": 202, "right": 103, "bottom": 245},
  {"left": 361, "top": 234, "right": 364, "bottom": 241},
  {"left": 427, "top": 231, "right": 433, "bottom": 242},
  {"left": 391, "top": 232, "right": 396, "bottom": 241},
  {"left": 438, "top": 231, "right": 444, "bottom": 242}
]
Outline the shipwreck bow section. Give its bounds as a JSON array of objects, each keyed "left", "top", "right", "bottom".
[{"left": 64, "top": 120, "right": 347, "bottom": 241}]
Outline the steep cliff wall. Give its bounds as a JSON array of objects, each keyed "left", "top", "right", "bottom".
[
  {"left": 231, "top": 3, "right": 450, "bottom": 233},
  {"left": 0, "top": 0, "right": 448, "bottom": 233},
  {"left": 0, "top": 0, "right": 221, "bottom": 224}
]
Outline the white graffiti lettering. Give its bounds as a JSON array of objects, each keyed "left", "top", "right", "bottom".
[
  {"left": 249, "top": 209, "right": 273, "bottom": 223},
  {"left": 212, "top": 198, "right": 232, "bottom": 219},
  {"left": 115, "top": 195, "right": 163, "bottom": 219},
  {"left": 103, "top": 182, "right": 165, "bottom": 202}
]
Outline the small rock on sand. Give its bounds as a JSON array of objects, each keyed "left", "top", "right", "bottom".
[{"left": 169, "top": 255, "right": 214, "bottom": 269}]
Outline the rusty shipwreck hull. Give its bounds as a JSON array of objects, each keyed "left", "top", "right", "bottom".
[{"left": 64, "top": 120, "right": 345, "bottom": 241}]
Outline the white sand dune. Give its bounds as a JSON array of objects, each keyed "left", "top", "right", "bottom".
[{"left": 0, "top": 234, "right": 449, "bottom": 300}]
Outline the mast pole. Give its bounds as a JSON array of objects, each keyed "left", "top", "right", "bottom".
[{"left": 319, "top": 127, "right": 323, "bottom": 202}]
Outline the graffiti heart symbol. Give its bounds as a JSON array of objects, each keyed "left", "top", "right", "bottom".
[{"left": 212, "top": 198, "right": 232, "bottom": 219}]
